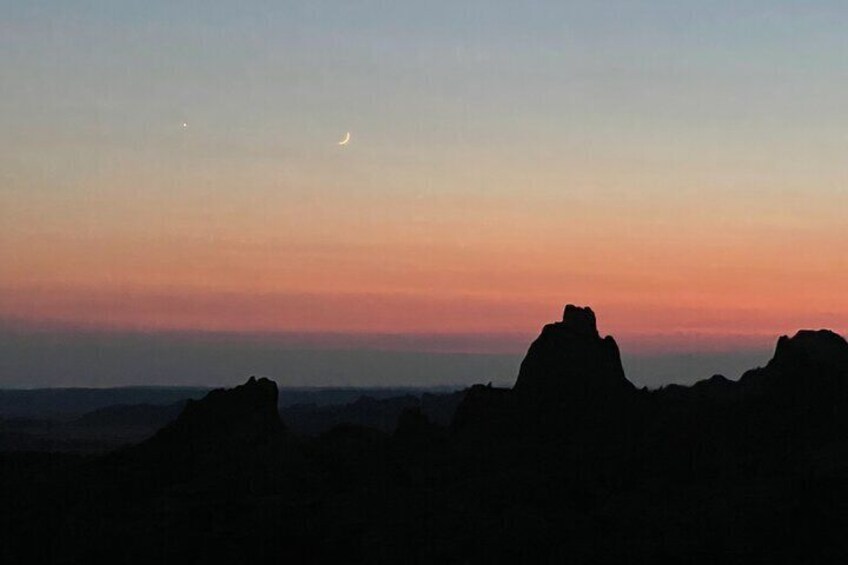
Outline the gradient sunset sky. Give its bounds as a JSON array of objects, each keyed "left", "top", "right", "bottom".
[{"left": 2, "top": 2, "right": 846, "bottom": 386}]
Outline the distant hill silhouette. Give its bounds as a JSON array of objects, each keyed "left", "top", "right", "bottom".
[
  {"left": 454, "top": 305, "right": 639, "bottom": 436},
  {"left": 146, "top": 376, "right": 283, "bottom": 445},
  {"left": 2, "top": 305, "right": 848, "bottom": 564},
  {"left": 740, "top": 329, "right": 848, "bottom": 395},
  {"left": 0, "top": 386, "right": 209, "bottom": 419},
  {"left": 73, "top": 401, "right": 186, "bottom": 428},
  {"left": 284, "top": 390, "right": 465, "bottom": 435},
  {"left": 0, "top": 386, "right": 465, "bottom": 451}
]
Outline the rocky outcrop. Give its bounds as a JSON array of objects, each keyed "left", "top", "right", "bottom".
[
  {"left": 740, "top": 329, "right": 848, "bottom": 399},
  {"left": 513, "top": 305, "right": 635, "bottom": 404},
  {"left": 144, "top": 376, "right": 284, "bottom": 450},
  {"left": 770, "top": 330, "right": 848, "bottom": 372},
  {"left": 452, "top": 306, "right": 638, "bottom": 435},
  {"left": 451, "top": 383, "right": 518, "bottom": 435}
]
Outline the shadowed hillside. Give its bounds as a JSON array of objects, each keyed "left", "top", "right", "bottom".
[{"left": 2, "top": 305, "right": 848, "bottom": 563}]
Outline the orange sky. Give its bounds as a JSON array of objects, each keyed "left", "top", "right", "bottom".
[
  {"left": 2, "top": 2, "right": 846, "bottom": 356},
  {"left": 2, "top": 203, "right": 845, "bottom": 352}
]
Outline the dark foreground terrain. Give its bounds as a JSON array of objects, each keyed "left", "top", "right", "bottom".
[
  {"left": 2, "top": 305, "right": 848, "bottom": 563},
  {"left": 0, "top": 386, "right": 464, "bottom": 452}
]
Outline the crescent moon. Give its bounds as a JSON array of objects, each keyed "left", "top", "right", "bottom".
[{"left": 338, "top": 132, "right": 350, "bottom": 146}]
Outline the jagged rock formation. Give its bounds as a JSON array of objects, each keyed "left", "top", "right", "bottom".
[
  {"left": 140, "top": 376, "right": 284, "bottom": 455},
  {"left": 4, "top": 309, "right": 848, "bottom": 564},
  {"left": 740, "top": 330, "right": 848, "bottom": 396},
  {"left": 655, "top": 374, "right": 735, "bottom": 402},
  {"left": 451, "top": 383, "right": 517, "bottom": 434},
  {"left": 454, "top": 305, "right": 637, "bottom": 434},
  {"left": 513, "top": 305, "right": 635, "bottom": 403}
]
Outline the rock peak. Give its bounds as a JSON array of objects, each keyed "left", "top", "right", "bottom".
[
  {"left": 562, "top": 304, "right": 598, "bottom": 336},
  {"left": 738, "top": 329, "right": 848, "bottom": 395},
  {"left": 513, "top": 305, "right": 634, "bottom": 402},
  {"left": 144, "top": 376, "right": 284, "bottom": 449},
  {"left": 772, "top": 329, "right": 848, "bottom": 369}
]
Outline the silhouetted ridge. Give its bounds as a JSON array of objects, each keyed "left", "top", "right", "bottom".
[
  {"left": 73, "top": 401, "right": 186, "bottom": 428},
  {"left": 147, "top": 376, "right": 283, "bottom": 448},
  {"left": 691, "top": 373, "right": 734, "bottom": 395},
  {"left": 452, "top": 306, "right": 637, "bottom": 435},
  {"left": 513, "top": 305, "right": 634, "bottom": 403},
  {"left": 5, "top": 309, "right": 848, "bottom": 564},
  {"left": 655, "top": 373, "right": 737, "bottom": 403},
  {"left": 771, "top": 330, "right": 848, "bottom": 370},
  {"left": 451, "top": 383, "right": 515, "bottom": 434},
  {"left": 740, "top": 329, "right": 848, "bottom": 397}
]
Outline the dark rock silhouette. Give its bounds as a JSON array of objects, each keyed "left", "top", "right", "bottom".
[
  {"left": 394, "top": 407, "right": 445, "bottom": 446},
  {"left": 450, "top": 382, "right": 517, "bottom": 436},
  {"left": 147, "top": 375, "right": 283, "bottom": 447},
  {"left": 3, "top": 307, "right": 848, "bottom": 564},
  {"left": 740, "top": 329, "right": 848, "bottom": 396},
  {"left": 654, "top": 373, "right": 735, "bottom": 402},
  {"left": 284, "top": 394, "right": 419, "bottom": 436},
  {"left": 513, "top": 304, "right": 634, "bottom": 403},
  {"left": 454, "top": 305, "right": 638, "bottom": 436},
  {"left": 73, "top": 401, "right": 186, "bottom": 428},
  {"left": 690, "top": 372, "right": 734, "bottom": 394},
  {"left": 282, "top": 390, "right": 466, "bottom": 436}
]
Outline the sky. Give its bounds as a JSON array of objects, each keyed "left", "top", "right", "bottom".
[{"left": 1, "top": 1, "right": 846, "bottom": 387}]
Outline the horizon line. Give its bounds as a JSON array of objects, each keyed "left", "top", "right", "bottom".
[{"left": 0, "top": 317, "right": 806, "bottom": 356}]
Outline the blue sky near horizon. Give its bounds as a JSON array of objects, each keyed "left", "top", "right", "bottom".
[{"left": 0, "top": 327, "right": 773, "bottom": 389}]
